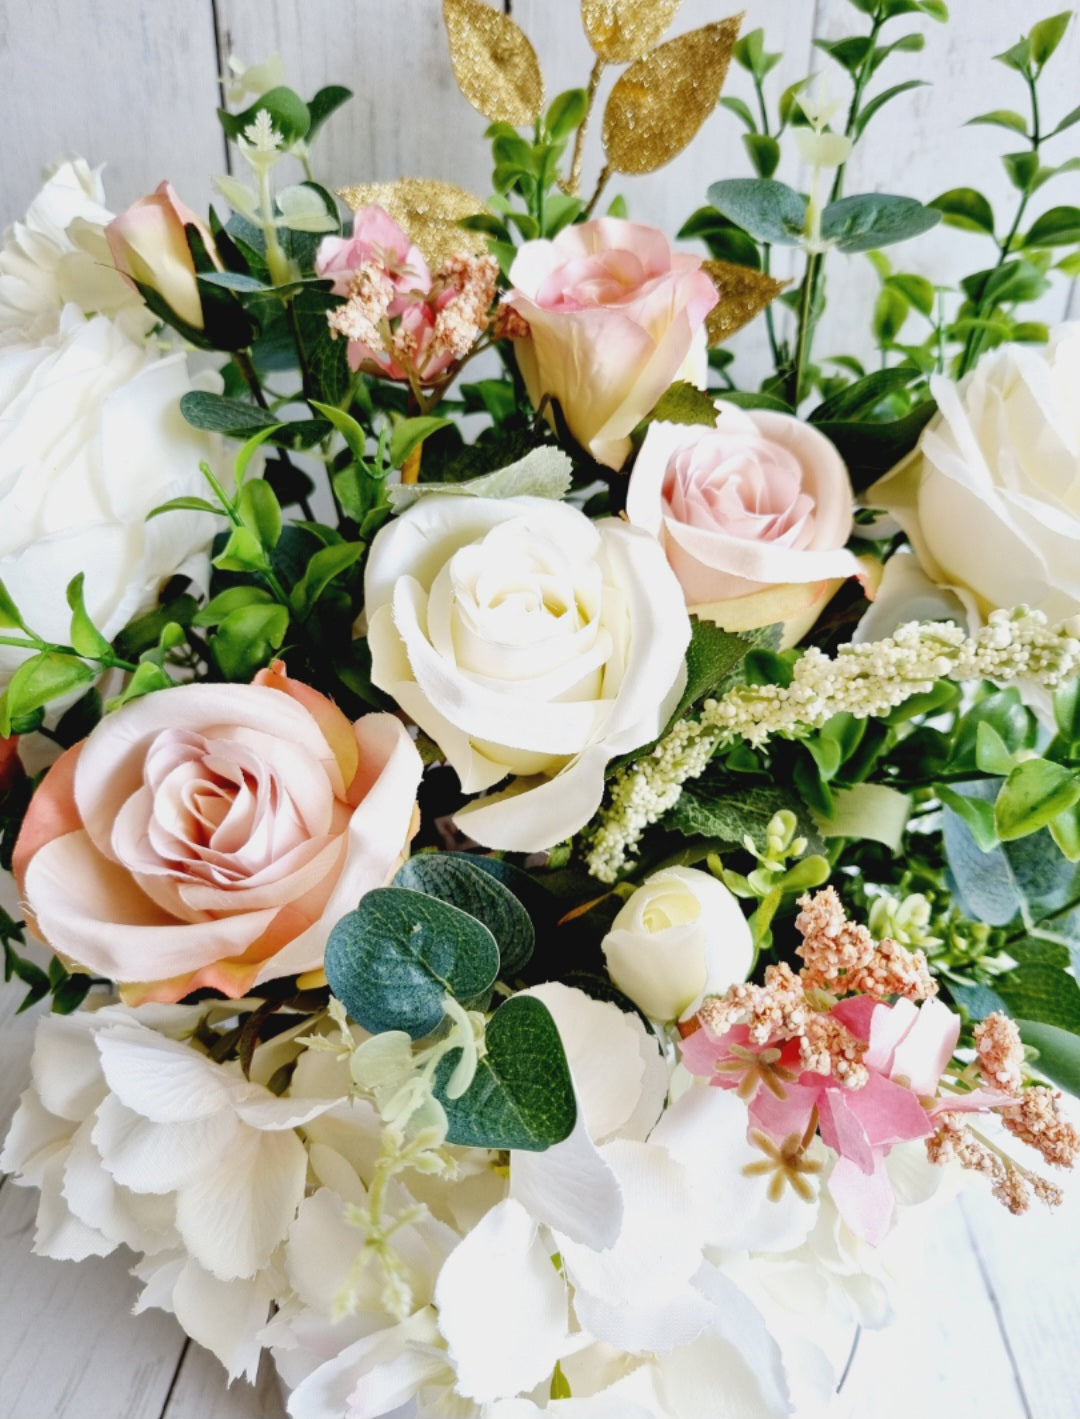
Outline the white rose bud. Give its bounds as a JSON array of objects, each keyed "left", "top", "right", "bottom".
[{"left": 602, "top": 866, "right": 753, "bottom": 1022}]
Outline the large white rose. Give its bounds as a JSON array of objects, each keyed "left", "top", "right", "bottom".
[
  {"left": 869, "top": 325, "right": 1080, "bottom": 624},
  {"left": 364, "top": 495, "right": 691, "bottom": 851},
  {"left": 0, "top": 159, "right": 145, "bottom": 342},
  {"left": 0, "top": 305, "right": 227, "bottom": 687}
]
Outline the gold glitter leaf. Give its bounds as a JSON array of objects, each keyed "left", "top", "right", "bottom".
[
  {"left": 581, "top": 0, "right": 683, "bottom": 63},
  {"left": 338, "top": 179, "right": 491, "bottom": 269},
  {"left": 602, "top": 16, "right": 742, "bottom": 175},
  {"left": 702, "top": 259, "right": 789, "bottom": 345},
  {"left": 443, "top": 0, "right": 544, "bottom": 126}
]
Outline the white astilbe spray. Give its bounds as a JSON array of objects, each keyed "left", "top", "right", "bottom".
[{"left": 585, "top": 608, "right": 1080, "bottom": 882}]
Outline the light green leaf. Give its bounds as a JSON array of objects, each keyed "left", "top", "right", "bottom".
[
  {"left": 966, "top": 109, "right": 1029, "bottom": 137},
  {"left": 1024, "top": 205, "right": 1080, "bottom": 247},
  {"left": 388, "top": 416, "right": 453, "bottom": 469},
  {"left": 289, "top": 541, "right": 364, "bottom": 616},
  {"left": 1, "top": 652, "right": 98, "bottom": 736},
  {"left": 1030, "top": 11, "right": 1071, "bottom": 68},
  {"left": 705, "top": 179, "right": 807, "bottom": 246},
  {"left": 237, "top": 479, "right": 282, "bottom": 548},
  {"left": 388, "top": 446, "right": 573, "bottom": 513},
  {"left": 929, "top": 188, "right": 996, "bottom": 236},
  {"left": 65, "top": 574, "right": 111, "bottom": 660},
  {"left": 816, "top": 784, "right": 911, "bottom": 851},
  {"left": 995, "top": 759, "right": 1080, "bottom": 841}
]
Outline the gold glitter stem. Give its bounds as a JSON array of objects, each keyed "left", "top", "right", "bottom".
[
  {"left": 582, "top": 164, "right": 613, "bottom": 220},
  {"left": 562, "top": 58, "right": 606, "bottom": 199},
  {"left": 401, "top": 446, "right": 422, "bottom": 485}
]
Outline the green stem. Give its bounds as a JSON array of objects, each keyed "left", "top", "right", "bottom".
[
  {"left": 752, "top": 77, "right": 782, "bottom": 369},
  {"left": 792, "top": 251, "right": 821, "bottom": 406},
  {"left": 234, "top": 349, "right": 270, "bottom": 409},
  {"left": 256, "top": 165, "right": 291, "bottom": 288},
  {"left": 0, "top": 635, "right": 138, "bottom": 673},
  {"left": 829, "top": 18, "right": 884, "bottom": 205}
]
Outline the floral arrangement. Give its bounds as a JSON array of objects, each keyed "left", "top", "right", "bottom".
[{"left": 3, "top": 1, "right": 1080, "bottom": 1415}]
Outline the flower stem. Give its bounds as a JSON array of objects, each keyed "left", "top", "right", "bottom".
[{"left": 563, "top": 59, "right": 606, "bottom": 199}]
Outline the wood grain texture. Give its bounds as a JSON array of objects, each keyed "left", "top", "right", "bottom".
[{"left": 0, "top": 0, "right": 227, "bottom": 215}]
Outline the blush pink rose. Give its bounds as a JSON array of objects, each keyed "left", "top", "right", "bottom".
[
  {"left": 503, "top": 218, "right": 719, "bottom": 471},
  {"left": 626, "top": 404, "right": 867, "bottom": 645},
  {"left": 13, "top": 663, "right": 422, "bottom": 1003},
  {"left": 106, "top": 181, "right": 220, "bottom": 330},
  {"left": 316, "top": 205, "right": 495, "bottom": 385}
]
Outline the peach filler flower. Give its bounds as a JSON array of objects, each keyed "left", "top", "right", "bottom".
[
  {"left": 626, "top": 404, "right": 867, "bottom": 644},
  {"left": 13, "top": 662, "right": 423, "bottom": 1003},
  {"left": 502, "top": 217, "right": 719, "bottom": 470},
  {"left": 317, "top": 204, "right": 497, "bottom": 386}
]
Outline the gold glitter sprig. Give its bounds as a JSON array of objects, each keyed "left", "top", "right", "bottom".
[
  {"left": 602, "top": 17, "right": 742, "bottom": 175},
  {"left": 703, "top": 259, "right": 789, "bottom": 345},
  {"left": 338, "top": 179, "right": 490, "bottom": 269},
  {"left": 581, "top": 0, "right": 684, "bottom": 64},
  {"left": 443, "top": 0, "right": 544, "bottom": 126}
]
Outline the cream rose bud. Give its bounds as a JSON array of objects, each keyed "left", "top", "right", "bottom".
[
  {"left": 602, "top": 866, "right": 753, "bottom": 1021},
  {"left": 870, "top": 326, "right": 1080, "bottom": 624},
  {"left": 106, "top": 181, "right": 219, "bottom": 331},
  {"left": 503, "top": 218, "right": 718, "bottom": 471},
  {"left": 626, "top": 405, "right": 866, "bottom": 648},
  {"left": 364, "top": 495, "right": 691, "bottom": 853}
]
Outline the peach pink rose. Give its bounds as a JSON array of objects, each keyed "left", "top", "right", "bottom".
[
  {"left": 106, "top": 181, "right": 220, "bottom": 331},
  {"left": 13, "top": 663, "right": 422, "bottom": 1003},
  {"left": 503, "top": 218, "right": 719, "bottom": 471},
  {"left": 626, "top": 404, "right": 866, "bottom": 646}
]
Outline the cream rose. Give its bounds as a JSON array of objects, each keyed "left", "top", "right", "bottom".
[
  {"left": 0, "top": 159, "right": 145, "bottom": 342},
  {"left": 503, "top": 218, "right": 718, "bottom": 471},
  {"left": 602, "top": 866, "right": 753, "bottom": 1021},
  {"left": 364, "top": 495, "right": 691, "bottom": 851},
  {"left": 870, "top": 326, "right": 1080, "bottom": 623},
  {"left": 626, "top": 405, "right": 865, "bottom": 647},
  {"left": 0, "top": 306, "right": 228, "bottom": 689},
  {"left": 106, "top": 181, "right": 221, "bottom": 331},
  {"left": 13, "top": 663, "right": 423, "bottom": 1003}
]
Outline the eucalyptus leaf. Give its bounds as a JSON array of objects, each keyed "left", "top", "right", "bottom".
[
  {"left": 705, "top": 179, "right": 807, "bottom": 247},
  {"left": 388, "top": 447, "right": 572, "bottom": 513},
  {"left": 821, "top": 194, "right": 941, "bottom": 253},
  {"left": 393, "top": 854, "right": 534, "bottom": 974}
]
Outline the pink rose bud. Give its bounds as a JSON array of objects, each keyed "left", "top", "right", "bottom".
[
  {"left": 106, "top": 181, "right": 218, "bottom": 330},
  {"left": 503, "top": 218, "right": 719, "bottom": 471},
  {"left": 13, "top": 663, "right": 423, "bottom": 1003},
  {"left": 626, "top": 404, "right": 867, "bottom": 646}
]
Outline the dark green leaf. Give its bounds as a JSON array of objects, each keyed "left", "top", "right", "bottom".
[
  {"left": 434, "top": 995, "right": 576, "bottom": 1151},
  {"left": 290, "top": 541, "right": 364, "bottom": 617},
  {"left": 179, "top": 391, "right": 278, "bottom": 436},
  {"left": 307, "top": 85, "right": 353, "bottom": 140},
  {"left": 815, "top": 402, "right": 937, "bottom": 490},
  {"left": 808, "top": 367, "right": 914, "bottom": 422},
  {"left": 1024, "top": 205, "right": 1080, "bottom": 247},
  {"left": 545, "top": 88, "right": 588, "bottom": 140},
  {"left": 999, "top": 964, "right": 1080, "bottom": 1033},
  {"left": 210, "top": 603, "right": 289, "bottom": 679},
  {"left": 325, "top": 886, "right": 500, "bottom": 1039},
  {"left": 394, "top": 855, "right": 534, "bottom": 975},
  {"left": 743, "top": 134, "right": 781, "bottom": 179},
  {"left": 389, "top": 416, "right": 454, "bottom": 469},
  {"left": 719, "top": 96, "right": 757, "bottom": 132},
  {"left": 219, "top": 87, "right": 311, "bottom": 144},
  {"left": 1017, "top": 1020, "right": 1080, "bottom": 1092},
  {"left": 1003, "top": 151, "right": 1040, "bottom": 192}
]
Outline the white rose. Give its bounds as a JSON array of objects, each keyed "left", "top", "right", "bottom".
[
  {"left": 602, "top": 866, "right": 753, "bottom": 1021},
  {"left": 0, "top": 306, "right": 227, "bottom": 687},
  {"left": 364, "top": 495, "right": 691, "bottom": 851},
  {"left": 0, "top": 159, "right": 146, "bottom": 342},
  {"left": 870, "top": 325, "right": 1080, "bottom": 624}
]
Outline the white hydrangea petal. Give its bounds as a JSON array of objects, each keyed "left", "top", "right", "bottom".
[
  {"left": 510, "top": 1104, "right": 623, "bottom": 1249},
  {"left": 230, "top": 1086, "right": 344, "bottom": 1131},
  {"left": 0, "top": 1088, "right": 73, "bottom": 1183},
  {"left": 96, "top": 1025, "right": 234, "bottom": 1122},
  {"left": 32, "top": 1151, "right": 114, "bottom": 1262},
  {"left": 286, "top": 1188, "right": 371, "bottom": 1314},
  {"left": 92, "top": 1092, "right": 238, "bottom": 1193},
  {"left": 176, "top": 1125, "right": 308, "bottom": 1280},
  {"left": 655, "top": 1331, "right": 789, "bottom": 1419},
  {"left": 29, "top": 1012, "right": 109, "bottom": 1121},
  {"left": 691, "top": 1264, "right": 790, "bottom": 1417},
  {"left": 172, "top": 1260, "right": 276, "bottom": 1384},
  {"left": 287, "top": 1310, "right": 442, "bottom": 1419},
  {"left": 434, "top": 1198, "right": 569, "bottom": 1403},
  {"left": 61, "top": 1115, "right": 178, "bottom": 1253},
  {"left": 573, "top": 1284, "right": 714, "bottom": 1355}
]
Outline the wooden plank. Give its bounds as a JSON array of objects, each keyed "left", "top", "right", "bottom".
[
  {"left": 810, "top": 0, "right": 1080, "bottom": 374},
  {"left": 0, "top": 0, "right": 227, "bottom": 217},
  {"left": 838, "top": 1194, "right": 1030, "bottom": 1419},
  {"left": 164, "top": 1347, "right": 286, "bottom": 1419}
]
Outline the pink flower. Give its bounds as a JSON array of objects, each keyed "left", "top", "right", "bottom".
[
  {"left": 503, "top": 218, "right": 719, "bottom": 470},
  {"left": 13, "top": 663, "right": 422, "bottom": 1003},
  {"left": 626, "top": 406, "right": 867, "bottom": 645},
  {"left": 317, "top": 206, "right": 496, "bottom": 385},
  {"left": 106, "top": 181, "right": 220, "bottom": 330}
]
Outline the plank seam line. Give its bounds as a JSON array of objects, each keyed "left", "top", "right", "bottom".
[
  {"left": 159, "top": 1337, "right": 191, "bottom": 1419},
  {"left": 208, "top": 0, "right": 234, "bottom": 176},
  {"left": 958, "top": 1196, "right": 1034, "bottom": 1419}
]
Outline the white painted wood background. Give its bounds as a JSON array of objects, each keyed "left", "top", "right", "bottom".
[{"left": 2, "top": 2, "right": 1080, "bottom": 1416}]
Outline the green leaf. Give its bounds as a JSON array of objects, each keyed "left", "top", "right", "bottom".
[
  {"left": 928, "top": 188, "right": 996, "bottom": 236},
  {"left": 999, "top": 964, "right": 1080, "bottom": 1033},
  {"left": 853, "top": 80, "right": 928, "bottom": 140},
  {"left": 743, "top": 134, "right": 781, "bottom": 179},
  {"left": 289, "top": 541, "right": 364, "bottom": 617},
  {"left": 180, "top": 391, "right": 278, "bottom": 436},
  {"left": 937, "top": 784, "right": 1000, "bottom": 853},
  {"left": 105, "top": 660, "right": 174, "bottom": 711},
  {"left": 387, "top": 447, "right": 573, "bottom": 514},
  {"left": 1049, "top": 802, "right": 1080, "bottom": 861},
  {"left": 388, "top": 416, "right": 454, "bottom": 469},
  {"left": 213, "top": 525, "right": 271, "bottom": 574},
  {"left": 975, "top": 720, "right": 1019, "bottom": 776},
  {"left": 815, "top": 36, "right": 873, "bottom": 75},
  {"left": 1048, "top": 102, "right": 1080, "bottom": 139},
  {"left": 995, "top": 36, "right": 1033, "bottom": 74},
  {"left": 1003, "top": 151, "right": 1040, "bottom": 192},
  {"left": 808, "top": 367, "right": 913, "bottom": 422},
  {"left": 967, "top": 109, "right": 1030, "bottom": 137},
  {"left": 545, "top": 88, "right": 588, "bottom": 140},
  {"left": 434, "top": 995, "right": 576, "bottom": 1151},
  {"left": 821, "top": 194, "right": 942, "bottom": 253},
  {"left": 811, "top": 402, "right": 938, "bottom": 491},
  {"left": 961, "top": 259, "right": 1050, "bottom": 307},
  {"left": 325, "top": 886, "right": 500, "bottom": 1039},
  {"left": 648, "top": 381, "right": 719, "bottom": 427},
  {"left": 0, "top": 579, "right": 28, "bottom": 632},
  {"left": 719, "top": 96, "right": 757, "bottom": 133},
  {"left": 675, "top": 620, "right": 763, "bottom": 722},
  {"left": 995, "top": 759, "right": 1080, "bottom": 841},
  {"left": 237, "top": 479, "right": 283, "bottom": 549},
  {"left": 1024, "top": 205, "right": 1080, "bottom": 247},
  {"left": 393, "top": 854, "right": 534, "bottom": 974},
  {"left": 0, "top": 653, "right": 97, "bottom": 736},
  {"left": 219, "top": 86, "right": 312, "bottom": 144},
  {"left": 888, "top": 273, "right": 935, "bottom": 316},
  {"left": 64, "top": 574, "right": 111, "bottom": 660},
  {"left": 1030, "top": 11, "right": 1071, "bottom": 67},
  {"left": 307, "top": 84, "right": 353, "bottom": 141},
  {"left": 677, "top": 208, "right": 761, "bottom": 269},
  {"left": 146, "top": 496, "right": 221, "bottom": 522},
  {"left": 705, "top": 179, "right": 807, "bottom": 246},
  {"left": 873, "top": 285, "right": 909, "bottom": 343},
  {"left": 667, "top": 781, "right": 821, "bottom": 852},
  {"left": 210, "top": 603, "right": 289, "bottom": 680},
  {"left": 1016, "top": 1020, "right": 1080, "bottom": 1093}
]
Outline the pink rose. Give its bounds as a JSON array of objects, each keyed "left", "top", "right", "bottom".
[
  {"left": 626, "top": 404, "right": 866, "bottom": 645},
  {"left": 317, "top": 205, "right": 496, "bottom": 385},
  {"left": 13, "top": 663, "right": 422, "bottom": 1003},
  {"left": 106, "top": 181, "right": 220, "bottom": 330},
  {"left": 503, "top": 218, "right": 719, "bottom": 470}
]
